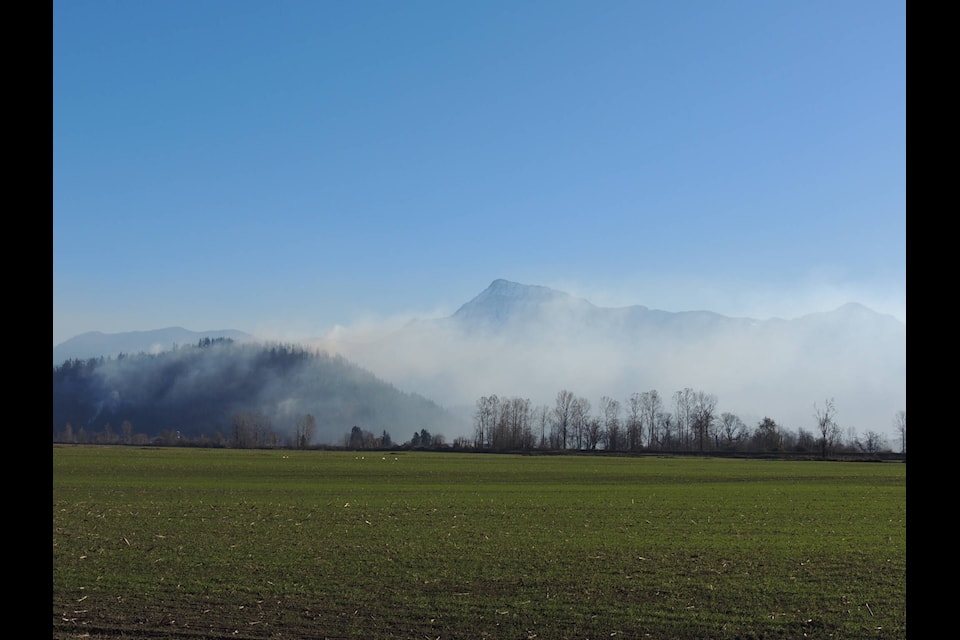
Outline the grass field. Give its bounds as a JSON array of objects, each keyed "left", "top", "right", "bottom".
[{"left": 53, "top": 446, "right": 906, "bottom": 639}]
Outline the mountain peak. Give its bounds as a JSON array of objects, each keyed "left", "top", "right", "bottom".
[
  {"left": 451, "top": 279, "right": 591, "bottom": 330},
  {"left": 461, "top": 279, "right": 573, "bottom": 309},
  {"left": 484, "top": 279, "right": 560, "bottom": 297}
]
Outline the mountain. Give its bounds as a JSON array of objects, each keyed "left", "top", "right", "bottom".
[
  {"left": 448, "top": 280, "right": 904, "bottom": 350},
  {"left": 451, "top": 279, "right": 597, "bottom": 331},
  {"left": 54, "top": 280, "right": 906, "bottom": 441},
  {"left": 53, "top": 327, "right": 252, "bottom": 365},
  {"left": 326, "top": 279, "right": 906, "bottom": 436},
  {"left": 52, "top": 341, "right": 452, "bottom": 444},
  {"left": 450, "top": 278, "right": 758, "bottom": 340}
]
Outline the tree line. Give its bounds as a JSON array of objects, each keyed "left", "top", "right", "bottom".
[
  {"left": 469, "top": 389, "right": 905, "bottom": 457},
  {"left": 53, "top": 411, "right": 449, "bottom": 453},
  {"left": 53, "top": 385, "right": 905, "bottom": 457},
  {"left": 51, "top": 339, "right": 905, "bottom": 456}
]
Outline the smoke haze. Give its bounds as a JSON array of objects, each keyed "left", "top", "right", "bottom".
[{"left": 308, "top": 280, "right": 906, "bottom": 441}]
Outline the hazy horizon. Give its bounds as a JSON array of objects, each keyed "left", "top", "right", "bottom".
[
  {"left": 54, "top": 0, "right": 904, "bottom": 442},
  {"left": 53, "top": 275, "right": 905, "bottom": 347},
  {"left": 54, "top": 278, "right": 905, "bottom": 444}
]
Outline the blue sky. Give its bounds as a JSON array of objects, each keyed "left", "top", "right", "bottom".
[{"left": 53, "top": 0, "right": 905, "bottom": 346}]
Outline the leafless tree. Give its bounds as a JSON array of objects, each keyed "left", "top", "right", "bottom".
[
  {"left": 257, "top": 414, "right": 277, "bottom": 447},
  {"left": 585, "top": 416, "right": 604, "bottom": 450},
  {"left": 673, "top": 388, "right": 694, "bottom": 449},
  {"left": 295, "top": 413, "right": 316, "bottom": 449},
  {"left": 856, "top": 430, "right": 889, "bottom": 453},
  {"left": 624, "top": 393, "right": 643, "bottom": 450},
  {"left": 719, "top": 412, "right": 747, "bottom": 449},
  {"left": 498, "top": 396, "right": 533, "bottom": 450},
  {"left": 553, "top": 389, "right": 575, "bottom": 449},
  {"left": 894, "top": 409, "right": 906, "bottom": 453},
  {"left": 493, "top": 398, "right": 511, "bottom": 449},
  {"left": 232, "top": 412, "right": 255, "bottom": 448},
  {"left": 641, "top": 390, "right": 663, "bottom": 449},
  {"left": 474, "top": 395, "right": 499, "bottom": 449},
  {"left": 517, "top": 397, "right": 535, "bottom": 449},
  {"left": 814, "top": 398, "right": 837, "bottom": 458},
  {"left": 600, "top": 396, "right": 621, "bottom": 451},
  {"left": 571, "top": 396, "right": 592, "bottom": 450},
  {"left": 536, "top": 404, "right": 550, "bottom": 449},
  {"left": 658, "top": 411, "right": 674, "bottom": 448},
  {"left": 231, "top": 412, "right": 273, "bottom": 448},
  {"left": 692, "top": 390, "right": 718, "bottom": 451},
  {"left": 795, "top": 427, "right": 817, "bottom": 452},
  {"left": 121, "top": 420, "right": 134, "bottom": 444}
]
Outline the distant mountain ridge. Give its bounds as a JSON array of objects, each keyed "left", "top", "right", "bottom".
[
  {"left": 54, "top": 280, "right": 907, "bottom": 437},
  {"left": 329, "top": 279, "right": 905, "bottom": 435},
  {"left": 443, "top": 279, "right": 905, "bottom": 360},
  {"left": 53, "top": 327, "right": 251, "bottom": 365},
  {"left": 451, "top": 279, "right": 903, "bottom": 333}
]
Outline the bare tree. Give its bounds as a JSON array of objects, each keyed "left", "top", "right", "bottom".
[
  {"left": 231, "top": 412, "right": 274, "bottom": 448},
  {"left": 691, "top": 390, "right": 718, "bottom": 451},
  {"left": 474, "top": 395, "right": 499, "bottom": 449},
  {"left": 295, "top": 413, "right": 316, "bottom": 449},
  {"left": 894, "top": 409, "right": 906, "bottom": 453},
  {"left": 232, "top": 412, "right": 255, "bottom": 449},
  {"left": 495, "top": 396, "right": 532, "bottom": 450},
  {"left": 673, "top": 388, "right": 694, "bottom": 450},
  {"left": 658, "top": 411, "right": 674, "bottom": 449},
  {"left": 814, "top": 398, "right": 837, "bottom": 458},
  {"left": 514, "top": 397, "right": 534, "bottom": 450},
  {"left": 844, "top": 426, "right": 860, "bottom": 452},
  {"left": 553, "top": 389, "right": 575, "bottom": 449},
  {"left": 585, "top": 416, "right": 604, "bottom": 450},
  {"left": 256, "top": 414, "right": 276, "bottom": 447},
  {"left": 493, "top": 398, "right": 511, "bottom": 450},
  {"left": 718, "top": 412, "right": 747, "bottom": 449},
  {"left": 121, "top": 420, "right": 133, "bottom": 445},
  {"left": 856, "top": 430, "right": 889, "bottom": 454},
  {"left": 536, "top": 404, "right": 550, "bottom": 449},
  {"left": 571, "top": 396, "right": 592, "bottom": 450},
  {"left": 641, "top": 390, "right": 663, "bottom": 449},
  {"left": 625, "top": 393, "right": 643, "bottom": 450},
  {"left": 795, "top": 427, "right": 817, "bottom": 452},
  {"left": 600, "top": 396, "right": 621, "bottom": 451},
  {"left": 778, "top": 426, "right": 798, "bottom": 451}
]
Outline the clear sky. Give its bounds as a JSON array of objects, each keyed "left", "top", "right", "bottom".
[{"left": 53, "top": 0, "right": 905, "bottom": 346}]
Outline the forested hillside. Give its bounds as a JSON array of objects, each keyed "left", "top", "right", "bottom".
[{"left": 52, "top": 339, "right": 452, "bottom": 445}]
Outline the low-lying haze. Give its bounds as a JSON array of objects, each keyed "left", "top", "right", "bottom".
[
  {"left": 54, "top": 0, "right": 904, "bottom": 447},
  {"left": 306, "top": 280, "right": 905, "bottom": 442}
]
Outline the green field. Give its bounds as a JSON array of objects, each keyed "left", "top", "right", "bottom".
[{"left": 53, "top": 446, "right": 906, "bottom": 639}]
